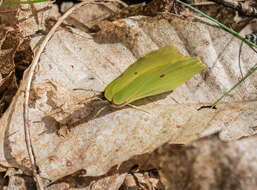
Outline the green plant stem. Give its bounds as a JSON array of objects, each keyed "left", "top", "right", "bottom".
[
  {"left": 176, "top": 0, "right": 257, "bottom": 107},
  {"left": 2, "top": 0, "right": 50, "bottom": 5},
  {"left": 211, "top": 67, "right": 257, "bottom": 108}
]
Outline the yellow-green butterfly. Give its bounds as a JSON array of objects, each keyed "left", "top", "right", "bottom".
[{"left": 104, "top": 46, "right": 206, "bottom": 108}]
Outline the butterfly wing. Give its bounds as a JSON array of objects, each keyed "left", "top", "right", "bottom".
[
  {"left": 111, "top": 57, "right": 205, "bottom": 105},
  {"left": 104, "top": 46, "right": 184, "bottom": 102}
]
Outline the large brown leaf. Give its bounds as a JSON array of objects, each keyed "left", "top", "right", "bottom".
[{"left": 0, "top": 8, "right": 256, "bottom": 182}]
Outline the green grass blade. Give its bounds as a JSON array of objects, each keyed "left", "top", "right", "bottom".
[
  {"left": 211, "top": 67, "right": 257, "bottom": 108},
  {"left": 176, "top": 0, "right": 257, "bottom": 107},
  {"left": 2, "top": 0, "right": 50, "bottom": 5}
]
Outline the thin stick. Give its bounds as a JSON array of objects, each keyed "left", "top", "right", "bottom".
[
  {"left": 192, "top": 1, "right": 216, "bottom": 6},
  {"left": 23, "top": 1, "right": 98, "bottom": 189},
  {"left": 192, "top": 0, "right": 244, "bottom": 6},
  {"left": 110, "top": 0, "right": 128, "bottom": 8}
]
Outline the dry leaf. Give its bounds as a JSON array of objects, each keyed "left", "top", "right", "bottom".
[
  {"left": 48, "top": 171, "right": 127, "bottom": 190},
  {"left": 0, "top": 6, "right": 256, "bottom": 183},
  {"left": 152, "top": 134, "right": 257, "bottom": 190},
  {"left": 0, "top": 27, "right": 20, "bottom": 116},
  {"left": 0, "top": 1, "right": 19, "bottom": 26}
]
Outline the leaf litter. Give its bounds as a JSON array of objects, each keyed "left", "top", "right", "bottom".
[{"left": 0, "top": 0, "right": 256, "bottom": 189}]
